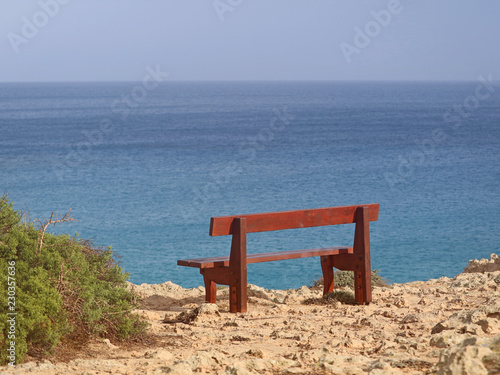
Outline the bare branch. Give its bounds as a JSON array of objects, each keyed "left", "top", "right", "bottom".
[
  {"left": 20, "top": 205, "right": 32, "bottom": 228},
  {"left": 36, "top": 208, "right": 78, "bottom": 254}
]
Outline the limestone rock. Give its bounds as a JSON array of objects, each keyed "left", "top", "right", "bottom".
[
  {"left": 196, "top": 303, "right": 220, "bottom": 316},
  {"left": 103, "top": 338, "right": 119, "bottom": 350},
  {"left": 164, "top": 361, "right": 193, "bottom": 375},
  {"left": 463, "top": 253, "right": 500, "bottom": 273},
  {"left": 226, "top": 364, "right": 256, "bottom": 375},
  {"left": 144, "top": 349, "right": 174, "bottom": 362},
  {"left": 184, "top": 351, "right": 224, "bottom": 372},
  {"left": 245, "top": 358, "right": 275, "bottom": 373},
  {"left": 476, "top": 318, "right": 500, "bottom": 334},
  {"left": 432, "top": 336, "right": 495, "bottom": 375},
  {"left": 283, "top": 368, "right": 308, "bottom": 374},
  {"left": 295, "top": 285, "right": 311, "bottom": 295},
  {"left": 393, "top": 297, "right": 407, "bottom": 308},
  {"left": 366, "top": 359, "right": 391, "bottom": 372},
  {"left": 432, "top": 304, "right": 500, "bottom": 335},
  {"left": 247, "top": 284, "right": 272, "bottom": 300},
  {"left": 244, "top": 349, "right": 265, "bottom": 358},
  {"left": 430, "top": 332, "right": 473, "bottom": 348}
]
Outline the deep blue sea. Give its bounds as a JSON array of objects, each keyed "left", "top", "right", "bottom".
[{"left": 0, "top": 81, "right": 499, "bottom": 289}]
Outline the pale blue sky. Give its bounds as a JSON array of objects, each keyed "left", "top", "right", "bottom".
[{"left": 1, "top": 0, "right": 499, "bottom": 82}]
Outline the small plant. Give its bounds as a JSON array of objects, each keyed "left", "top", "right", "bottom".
[
  {"left": 303, "top": 290, "right": 356, "bottom": 306},
  {"left": 0, "top": 195, "right": 147, "bottom": 365},
  {"left": 312, "top": 269, "right": 389, "bottom": 289}
]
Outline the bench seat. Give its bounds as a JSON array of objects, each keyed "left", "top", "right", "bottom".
[{"left": 178, "top": 246, "right": 353, "bottom": 269}]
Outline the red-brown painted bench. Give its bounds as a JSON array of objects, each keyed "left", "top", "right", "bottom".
[{"left": 177, "top": 203, "right": 379, "bottom": 313}]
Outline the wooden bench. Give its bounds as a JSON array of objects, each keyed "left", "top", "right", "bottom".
[{"left": 178, "top": 203, "right": 379, "bottom": 313}]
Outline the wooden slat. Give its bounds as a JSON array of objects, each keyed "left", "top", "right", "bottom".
[
  {"left": 247, "top": 247, "right": 353, "bottom": 263},
  {"left": 177, "top": 246, "right": 353, "bottom": 269},
  {"left": 209, "top": 204, "right": 379, "bottom": 236},
  {"left": 177, "top": 257, "right": 229, "bottom": 268}
]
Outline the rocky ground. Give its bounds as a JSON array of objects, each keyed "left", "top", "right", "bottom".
[{"left": 2, "top": 254, "right": 500, "bottom": 375}]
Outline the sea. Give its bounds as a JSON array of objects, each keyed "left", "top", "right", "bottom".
[{"left": 0, "top": 81, "right": 498, "bottom": 289}]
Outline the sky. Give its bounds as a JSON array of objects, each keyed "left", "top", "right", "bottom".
[{"left": 0, "top": 0, "right": 499, "bottom": 82}]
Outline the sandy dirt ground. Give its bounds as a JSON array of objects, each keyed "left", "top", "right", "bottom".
[{"left": 2, "top": 254, "right": 500, "bottom": 375}]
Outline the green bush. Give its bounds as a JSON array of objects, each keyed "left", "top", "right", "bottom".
[{"left": 0, "top": 195, "right": 147, "bottom": 365}]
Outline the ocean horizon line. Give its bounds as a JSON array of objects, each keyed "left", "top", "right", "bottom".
[{"left": 0, "top": 79, "right": 494, "bottom": 85}]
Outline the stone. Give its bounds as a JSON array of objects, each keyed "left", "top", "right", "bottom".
[
  {"left": 432, "top": 336, "right": 494, "bottom": 375},
  {"left": 321, "top": 361, "right": 337, "bottom": 372},
  {"left": 366, "top": 360, "right": 391, "bottom": 372},
  {"left": 184, "top": 351, "right": 224, "bottom": 372},
  {"left": 226, "top": 361, "right": 259, "bottom": 374},
  {"left": 485, "top": 304, "right": 500, "bottom": 319},
  {"left": 196, "top": 303, "right": 220, "bottom": 315},
  {"left": 244, "top": 349, "right": 265, "bottom": 358},
  {"left": 342, "top": 366, "right": 365, "bottom": 375},
  {"left": 494, "top": 274, "right": 500, "bottom": 284},
  {"left": 476, "top": 318, "right": 500, "bottom": 334},
  {"left": 283, "top": 368, "right": 308, "bottom": 374},
  {"left": 164, "top": 361, "right": 193, "bottom": 375},
  {"left": 401, "top": 313, "right": 419, "bottom": 324},
  {"left": 462, "top": 323, "right": 483, "bottom": 335},
  {"left": 103, "top": 338, "right": 119, "bottom": 350},
  {"left": 247, "top": 284, "right": 273, "bottom": 300},
  {"left": 430, "top": 332, "right": 473, "bottom": 348},
  {"left": 368, "top": 370, "right": 396, "bottom": 375},
  {"left": 393, "top": 297, "right": 407, "bottom": 308},
  {"left": 246, "top": 358, "right": 275, "bottom": 373},
  {"left": 142, "top": 295, "right": 171, "bottom": 310},
  {"left": 144, "top": 349, "right": 174, "bottom": 362},
  {"left": 463, "top": 253, "right": 500, "bottom": 273},
  {"left": 296, "top": 285, "right": 311, "bottom": 295},
  {"left": 432, "top": 321, "right": 457, "bottom": 335},
  {"left": 432, "top": 304, "right": 500, "bottom": 337}
]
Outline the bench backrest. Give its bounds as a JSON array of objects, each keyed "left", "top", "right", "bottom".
[{"left": 209, "top": 203, "right": 379, "bottom": 236}]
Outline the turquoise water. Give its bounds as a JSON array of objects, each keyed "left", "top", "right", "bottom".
[{"left": 0, "top": 81, "right": 499, "bottom": 289}]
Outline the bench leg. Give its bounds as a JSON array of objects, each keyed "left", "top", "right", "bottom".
[
  {"left": 353, "top": 206, "right": 372, "bottom": 305},
  {"left": 354, "top": 260, "right": 372, "bottom": 305},
  {"left": 229, "top": 286, "right": 238, "bottom": 313},
  {"left": 204, "top": 276, "right": 217, "bottom": 304},
  {"left": 201, "top": 267, "right": 231, "bottom": 305},
  {"left": 229, "top": 279, "right": 247, "bottom": 313},
  {"left": 331, "top": 253, "right": 372, "bottom": 305},
  {"left": 229, "top": 217, "right": 248, "bottom": 313},
  {"left": 237, "top": 280, "right": 247, "bottom": 313},
  {"left": 321, "top": 255, "right": 334, "bottom": 295}
]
